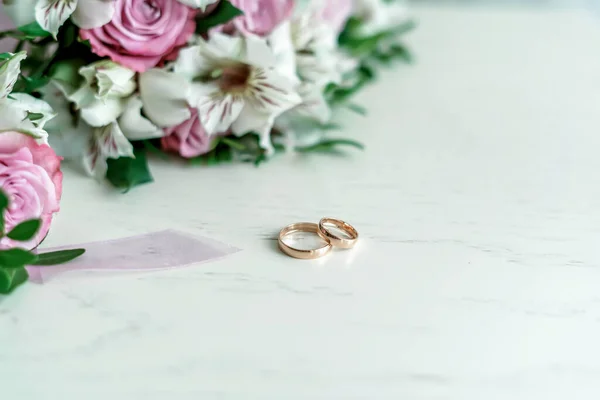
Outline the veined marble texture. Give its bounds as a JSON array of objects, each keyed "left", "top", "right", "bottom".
[{"left": 1, "top": 5, "right": 600, "bottom": 400}]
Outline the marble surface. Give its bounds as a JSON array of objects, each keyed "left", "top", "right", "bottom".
[{"left": 2, "top": 5, "right": 600, "bottom": 399}]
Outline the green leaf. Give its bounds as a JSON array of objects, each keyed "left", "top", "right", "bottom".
[
  {"left": 0, "top": 190, "right": 7, "bottom": 236},
  {"left": 31, "top": 248, "right": 85, "bottom": 266},
  {"left": 17, "top": 21, "right": 50, "bottom": 38},
  {"left": 345, "top": 103, "right": 367, "bottom": 116},
  {"left": 0, "top": 267, "right": 29, "bottom": 295},
  {"left": 195, "top": 0, "right": 243, "bottom": 33},
  {"left": 6, "top": 219, "right": 41, "bottom": 242},
  {"left": 0, "top": 248, "right": 38, "bottom": 268},
  {"left": 296, "top": 139, "right": 365, "bottom": 154},
  {"left": 220, "top": 137, "right": 246, "bottom": 151},
  {"left": 106, "top": 149, "right": 154, "bottom": 192},
  {"left": 0, "top": 53, "right": 12, "bottom": 60}
]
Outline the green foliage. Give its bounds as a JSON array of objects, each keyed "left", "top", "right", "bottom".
[
  {"left": 106, "top": 149, "right": 154, "bottom": 191},
  {"left": 17, "top": 22, "right": 50, "bottom": 39},
  {"left": 0, "top": 267, "right": 29, "bottom": 295},
  {"left": 0, "top": 248, "right": 38, "bottom": 268},
  {"left": 296, "top": 139, "right": 365, "bottom": 154},
  {"left": 196, "top": 0, "right": 244, "bottom": 33},
  {"left": 32, "top": 249, "right": 86, "bottom": 266},
  {"left": 6, "top": 220, "right": 40, "bottom": 242}
]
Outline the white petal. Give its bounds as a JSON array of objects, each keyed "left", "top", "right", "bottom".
[
  {"left": 231, "top": 105, "right": 275, "bottom": 155},
  {"left": 71, "top": 0, "right": 115, "bottom": 29},
  {"left": 139, "top": 69, "right": 191, "bottom": 127},
  {"left": 80, "top": 97, "right": 125, "bottom": 127},
  {"left": 173, "top": 45, "right": 216, "bottom": 80},
  {"left": 42, "top": 85, "right": 91, "bottom": 159},
  {"left": 197, "top": 91, "right": 244, "bottom": 135},
  {"left": 250, "top": 67, "right": 302, "bottom": 115},
  {"left": 35, "top": 0, "right": 78, "bottom": 38},
  {"left": 0, "top": 94, "right": 55, "bottom": 140},
  {"left": 118, "top": 96, "right": 164, "bottom": 140},
  {"left": 96, "top": 66, "right": 136, "bottom": 98},
  {"left": 9, "top": 93, "right": 56, "bottom": 130},
  {"left": 0, "top": 51, "right": 26, "bottom": 99},
  {"left": 244, "top": 34, "right": 276, "bottom": 69},
  {"left": 175, "top": 0, "right": 218, "bottom": 11},
  {"left": 83, "top": 122, "right": 133, "bottom": 179},
  {"left": 2, "top": 0, "right": 37, "bottom": 27},
  {"left": 294, "top": 83, "right": 332, "bottom": 123},
  {"left": 266, "top": 21, "right": 297, "bottom": 81}
]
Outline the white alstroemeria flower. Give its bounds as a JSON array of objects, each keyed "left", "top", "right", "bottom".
[
  {"left": 353, "top": 0, "right": 410, "bottom": 37},
  {"left": 290, "top": 8, "right": 353, "bottom": 88},
  {"left": 176, "top": 0, "right": 219, "bottom": 11},
  {"left": 0, "top": 51, "right": 26, "bottom": 99},
  {"left": 139, "top": 69, "right": 192, "bottom": 128},
  {"left": 44, "top": 87, "right": 156, "bottom": 177},
  {"left": 59, "top": 60, "right": 136, "bottom": 127},
  {"left": 3, "top": 0, "right": 115, "bottom": 38},
  {"left": 0, "top": 93, "right": 56, "bottom": 140},
  {"left": 0, "top": 52, "right": 55, "bottom": 139},
  {"left": 118, "top": 96, "right": 164, "bottom": 140},
  {"left": 83, "top": 122, "right": 134, "bottom": 178},
  {"left": 174, "top": 32, "right": 302, "bottom": 153}
]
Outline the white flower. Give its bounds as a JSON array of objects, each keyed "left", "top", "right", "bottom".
[
  {"left": 139, "top": 69, "right": 192, "bottom": 128},
  {"left": 83, "top": 122, "right": 134, "bottom": 178},
  {"left": 4, "top": 0, "right": 115, "bottom": 38},
  {"left": 0, "top": 51, "right": 27, "bottom": 99},
  {"left": 353, "top": 0, "right": 410, "bottom": 37},
  {"left": 290, "top": 7, "right": 354, "bottom": 87},
  {"left": 0, "top": 93, "right": 56, "bottom": 140},
  {"left": 44, "top": 86, "right": 156, "bottom": 178},
  {"left": 58, "top": 60, "right": 135, "bottom": 128},
  {"left": 176, "top": 0, "right": 219, "bottom": 11},
  {"left": 0, "top": 52, "right": 55, "bottom": 139},
  {"left": 174, "top": 32, "right": 302, "bottom": 154},
  {"left": 118, "top": 96, "right": 164, "bottom": 141}
]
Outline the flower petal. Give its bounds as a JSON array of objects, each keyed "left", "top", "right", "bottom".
[
  {"left": 0, "top": 51, "right": 26, "bottom": 99},
  {"left": 2, "top": 0, "right": 37, "bottom": 27},
  {"left": 250, "top": 67, "right": 302, "bottom": 114},
  {"left": 118, "top": 96, "right": 164, "bottom": 140},
  {"left": 80, "top": 97, "right": 125, "bottom": 127},
  {"left": 231, "top": 104, "right": 275, "bottom": 155},
  {"left": 35, "top": 0, "right": 78, "bottom": 38},
  {"left": 83, "top": 122, "right": 133, "bottom": 178},
  {"left": 175, "top": 0, "right": 219, "bottom": 11},
  {"left": 139, "top": 69, "right": 191, "bottom": 128},
  {"left": 71, "top": 0, "right": 115, "bottom": 29},
  {"left": 196, "top": 90, "right": 244, "bottom": 135},
  {"left": 0, "top": 93, "right": 56, "bottom": 140}
]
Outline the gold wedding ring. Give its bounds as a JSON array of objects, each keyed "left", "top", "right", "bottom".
[
  {"left": 278, "top": 222, "right": 332, "bottom": 260},
  {"left": 317, "top": 217, "right": 359, "bottom": 249}
]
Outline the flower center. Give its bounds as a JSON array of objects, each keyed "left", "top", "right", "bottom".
[{"left": 218, "top": 65, "right": 252, "bottom": 93}]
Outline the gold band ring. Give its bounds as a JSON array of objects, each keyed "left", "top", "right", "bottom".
[
  {"left": 278, "top": 222, "right": 332, "bottom": 260},
  {"left": 317, "top": 218, "right": 359, "bottom": 249}
]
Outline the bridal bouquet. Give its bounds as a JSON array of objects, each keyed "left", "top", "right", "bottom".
[{"left": 0, "top": 0, "right": 413, "bottom": 190}]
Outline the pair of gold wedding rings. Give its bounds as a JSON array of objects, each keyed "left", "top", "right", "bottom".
[{"left": 278, "top": 217, "right": 359, "bottom": 260}]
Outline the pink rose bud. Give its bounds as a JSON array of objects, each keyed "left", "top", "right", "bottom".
[
  {"left": 0, "top": 132, "right": 63, "bottom": 250},
  {"left": 162, "top": 110, "right": 216, "bottom": 159},
  {"left": 225, "top": 0, "right": 294, "bottom": 37},
  {"left": 80, "top": 0, "right": 197, "bottom": 73}
]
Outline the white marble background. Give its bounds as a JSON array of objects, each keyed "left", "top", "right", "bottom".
[{"left": 1, "top": 4, "right": 600, "bottom": 400}]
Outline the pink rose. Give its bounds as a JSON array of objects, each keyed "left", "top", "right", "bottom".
[
  {"left": 162, "top": 110, "right": 215, "bottom": 158},
  {"left": 225, "top": 0, "right": 294, "bottom": 37},
  {"left": 0, "top": 132, "right": 63, "bottom": 250},
  {"left": 80, "top": 0, "right": 197, "bottom": 73},
  {"left": 320, "top": 0, "right": 353, "bottom": 33}
]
